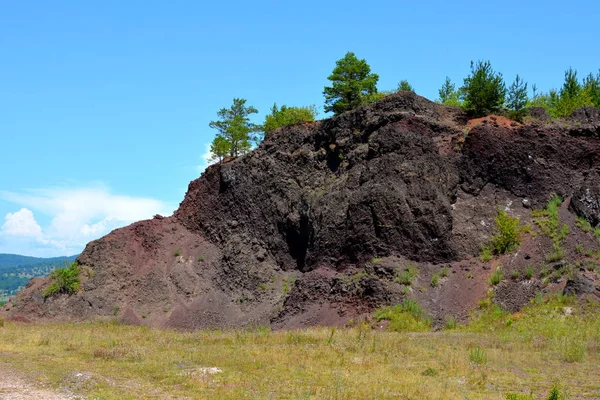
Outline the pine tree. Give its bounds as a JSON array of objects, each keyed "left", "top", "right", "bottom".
[
  {"left": 438, "top": 77, "right": 462, "bottom": 106},
  {"left": 208, "top": 98, "right": 260, "bottom": 160},
  {"left": 460, "top": 60, "right": 506, "bottom": 117},
  {"left": 554, "top": 68, "right": 594, "bottom": 117},
  {"left": 506, "top": 75, "right": 528, "bottom": 121},
  {"left": 397, "top": 80, "right": 415, "bottom": 93},
  {"left": 583, "top": 70, "right": 600, "bottom": 108},
  {"left": 323, "top": 52, "right": 379, "bottom": 115}
]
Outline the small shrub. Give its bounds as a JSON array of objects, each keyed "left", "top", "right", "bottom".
[
  {"left": 575, "top": 243, "right": 584, "bottom": 254},
  {"left": 490, "top": 268, "right": 503, "bottom": 286},
  {"left": 197, "top": 255, "right": 204, "bottom": 262},
  {"left": 371, "top": 257, "right": 382, "bottom": 264},
  {"left": 0, "top": 316, "right": 4, "bottom": 327},
  {"left": 44, "top": 262, "right": 80, "bottom": 298},
  {"left": 490, "top": 210, "right": 521, "bottom": 254},
  {"left": 430, "top": 274, "right": 440, "bottom": 287},
  {"left": 422, "top": 367, "right": 438, "bottom": 376},
  {"left": 173, "top": 249, "right": 181, "bottom": 257},
  {"left": 469, "top": 346, "right": 487, "bottom": 365},
  {"left": 511, "top": 270, "right": 520, "bottom": 280}
]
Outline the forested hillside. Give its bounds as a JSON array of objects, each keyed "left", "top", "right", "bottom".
[{"left": 0, "top": 254, "right": 78, "bottom": 302}]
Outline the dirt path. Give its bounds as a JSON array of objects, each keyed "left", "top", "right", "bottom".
[{"left": 0, "top": 364, "right": 76, "bottom": 400}]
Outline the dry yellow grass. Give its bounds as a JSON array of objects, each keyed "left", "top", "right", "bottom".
[{"left": 0, "top": 295, "right": 598, "bottom": 399}]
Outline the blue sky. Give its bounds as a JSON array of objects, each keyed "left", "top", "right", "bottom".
[{"left": 1, "top": 1, "right": 599, "bottom": 256}]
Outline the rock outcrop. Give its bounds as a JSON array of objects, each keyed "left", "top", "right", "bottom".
[{"left": 5, "top": 92, "right": 600, "bottom": 328}]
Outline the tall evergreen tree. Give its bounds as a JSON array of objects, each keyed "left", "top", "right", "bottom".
[
  {"left": 209, "top": 98, "right": 260, "bottom": 160},
  {"left": 397, "top": 80, "right": 415, "bottom": 93},
  {"left": 438, "top": 77, "right": 462, "bottom": 106},
  {"left": 460, "top": 60, "right": 506, "bottom": 117},
  {"left": 554, "top": 68, "right": 594, "bottom": 117},
  {"left": 506, "top": 75, "right": 528, "bottom": 121},
  {"left": 583, "top": 70, "right": 600, "bottom": 108},
  {"left": 323, "top": 52, "right": 379, "bottom": 115}
]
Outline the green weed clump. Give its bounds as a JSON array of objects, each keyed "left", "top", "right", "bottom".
[
  {"left": 480, "top": 246, "right": 493, "bottom": 262},
  {"left": 506, "top": 393, "right": 535, "bottom": 400},
  {"left": 546, "top": 384, "right": 566, "bottom": 400},
  {"left": 533, "top": 196, "right": 569, "bottom": 261},
  {"left": 525, "top": 265, "right": 535, "bottom": 280},
  {"left": 575, "top": 216, "right": 600, "bottom": 237},
  {"left": 430, "top": 274, "right": 440, "bottom": 287},
  {"left": 506, "top": 385, "right": 566, "bottom": 400},
  {"left": 490, "top": 268, "right": 503, "bottom": 286},
  {"left": 395, "top": 264, "right": 418, "bottom": 285},
  {"left": 444, "top": 315, "right": 457, "bottom": 330},
  {"left": 557, "top": 335, "right": 587, "bottom": 363},
  {"left": 44, "top": 262, "right": 80, "bottom": 298},
  {"left": 469, "top": 346, "right": 487, "bottom": 364},
  {"left": 373, "top": 299, "right": 431, "bottom": 332}
]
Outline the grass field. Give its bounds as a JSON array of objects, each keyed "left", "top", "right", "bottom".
[{"left": 0, "top": 294, "right": 599, "bottom": 399}]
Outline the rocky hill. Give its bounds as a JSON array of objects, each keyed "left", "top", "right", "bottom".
[{"left": 4, "top": 93, "right": 600, "bottom": 328}]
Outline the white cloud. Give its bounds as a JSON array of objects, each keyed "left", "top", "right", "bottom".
[
  {"left": 197, "top": 142, "right": 213, "bottom": 173},
  {"left": 0, "top": 186, "right": 173, "bottom": 257},
  {"left": 1, "top": 208, "right": 42, "bottom": 237}
]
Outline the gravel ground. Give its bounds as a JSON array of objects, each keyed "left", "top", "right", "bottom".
[{"left": 0, "top": 365, "right": 77, "bottom": 400}]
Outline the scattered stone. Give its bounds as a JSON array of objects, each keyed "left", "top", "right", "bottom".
[{"left": 563, "top": 274, "right": 599, "bottom": 297}]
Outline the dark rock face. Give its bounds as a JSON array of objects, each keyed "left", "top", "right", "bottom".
[
  {"left": 563, "top": 274, "right": 600, "bottom": 298},
  {"left": 176, "top": 94, "right": 466, "bottom": 270},
  {"left": 569, "top": 173, "right": 600, "bottom": 226},
  {"left": 568, "top": 107, "right": 600, "bottom": 137},
  {"left": 527, "top": 107, "right": 552, "bottom": 122},
  {"left": 5, "top": 94, "right": 600, "bottom": 329},
  {"left": 459, "top": 123, "right": 600, "bottom": 207}
]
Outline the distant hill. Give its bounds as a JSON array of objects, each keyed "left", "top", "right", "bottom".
[{"left": 0, "top": 253, "right": 78, "bottom": 302}]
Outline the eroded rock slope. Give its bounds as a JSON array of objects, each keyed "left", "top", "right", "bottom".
[{"left": 5, "top": 93, "right": 600, "bottom": 328}]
